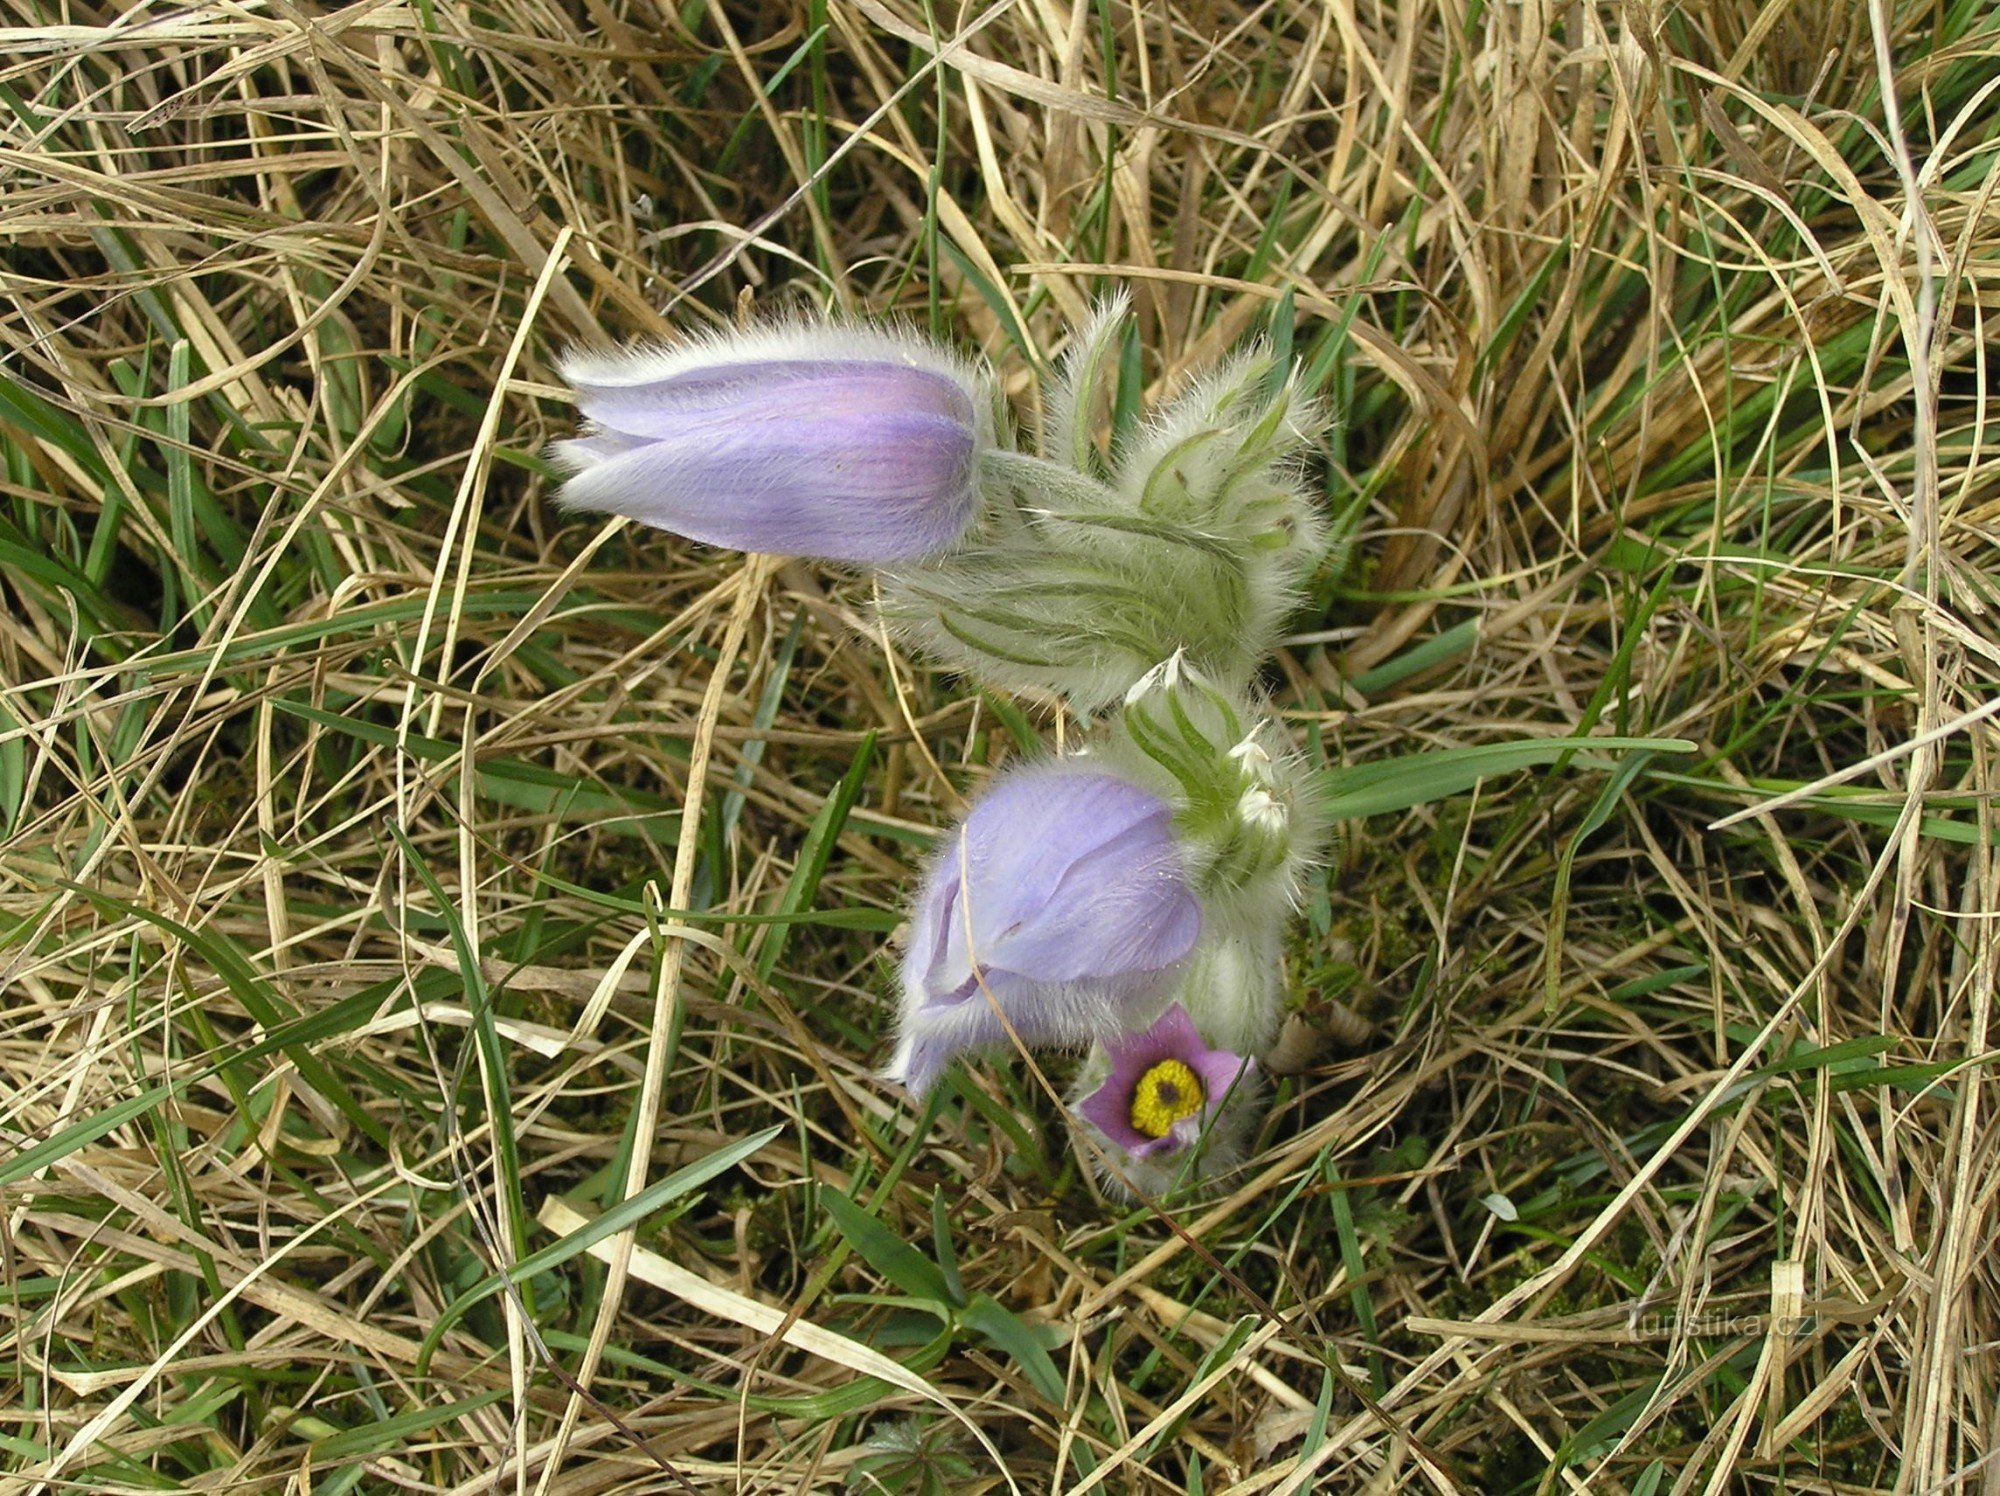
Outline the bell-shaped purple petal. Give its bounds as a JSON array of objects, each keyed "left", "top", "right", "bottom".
[
  {"left": 886, "top": 764, "right": 1202, "bottom": 1095},
  {"left": 553, "top": 324, "right": 989, "bottom": 564},
  {"left": 1075, "top": 1004, "right": 1252, "bottom": 1160}
]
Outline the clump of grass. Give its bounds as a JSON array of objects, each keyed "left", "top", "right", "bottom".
[{"left": 3, "top": 0, "right": 1997, "bottom": 1491}]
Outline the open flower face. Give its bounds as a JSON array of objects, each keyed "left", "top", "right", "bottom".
[
  {"left": 886, "top": 764, "right": 1202, "bottom": 1096},
  {"left": 1075, "top": 1003, "right": 1252, "bottom": 1161},
  {"left": 553, "top": 323, "right": 990, "bottom": 564}
]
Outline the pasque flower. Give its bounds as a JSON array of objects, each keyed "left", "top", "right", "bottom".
[
  {"left": 886, "top": 763, "right": 1202, "bottom": 1096},
  {"left": 553, "top": 321, "right": 993, "bottom": 564},
  {"left": 1073, "top": 1003, "right": 1257, "bottom": 1195},
  {"left": 547, "top": 299, "right": 1327, "bottom": 1197}
]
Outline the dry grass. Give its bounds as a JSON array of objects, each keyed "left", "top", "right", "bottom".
[{"left": 3, "top": 0, "right": 1999, "bottom": 1490}]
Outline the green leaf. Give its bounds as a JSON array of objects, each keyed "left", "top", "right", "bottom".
[
  {"left": 1320, "top": 736, "right": 1695, "bottom": 820},
  {"left": 0, "top": 1081, "right": 181, "bottom": 1189},
  {"left": 1757, "top": 1035, "right": 1900, "bottom": 1076},
  {"left": 754, "top": 733, "right": 876, "bottom": 984},
  {"left": 822, "top": 1188, "right": 952, "bottom": 1305},
  {"left": 719, "top": 608, "right": 804, "bottom": 842},
  {"left": 414, "top": 1125, "right": 781, "bottom": 1375},
  {"left": 1545, "top": 749, "right": 1657, "bottom": 1009},
  {"left": 311, "top": 1389, "right": 511, "bottom": 1461},
  {"left": 390, "top": 823, "right": 527, "bottom": 1267},
  {"left": 960, "top": 1292, "right": 1065, "bottom": 1404},
  {"left": 930, "top": 1188, "right": 965, "bottom": 1308},
  {"left": 979, "top": 691, "right": 1042, "bottom": 756},
  {"left": 1344, "top": 618, "right": 1479, "bottom": 695},
  {"left": 57, "top": 882, "right": 392, "bottom": 1150},
  {"left": 0, "top": 975, "right": 398, "bottom": 1188}
]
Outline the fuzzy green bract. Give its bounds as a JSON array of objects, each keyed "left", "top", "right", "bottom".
[{"left": 876, "top": 298, "right": 1329, "bottom": 711}]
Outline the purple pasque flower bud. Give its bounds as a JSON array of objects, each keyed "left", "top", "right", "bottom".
[
  {"left": 886, "top": 763, "right": 1202, "bottom": 1096},
  {"left": 1073, "top": 1003, "right": 1257, "bottom": 1196},
  {"left": 552, "top": 322, "right": 993, "bottom": 564}
]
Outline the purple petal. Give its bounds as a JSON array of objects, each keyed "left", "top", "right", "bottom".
[
  {"left": 920, "top": 772, "right": 1197, "bottom": 1002},
  {"left": 1105, "top": 993, "right": 1206, "bottom": 1068},
  {"left": 557, "top": 407, "right": 976, "bottom": 562},
  {"left": 890, "top": 764, "right": 1205, "bottom": 1095},
  {"left": 572, "top": 360, "right": 974, "bottom": 438},
  {"left": 1190, "top": 1045, "right": 1254, "bottom": 1109},
  {"left": 556, "top": 355, "right": 981, "bottom": 563},
  {"left": 1075, "top": 1050, "right": 1156, "bottom": 1151},
  {"left": 884, "top": 1030, "right": 960, "bottom": 1097},
  {"left": 885, "top": 965, "right": 1121, "bottom": 1097},
  {"left": 903, "top": 867, "right": 962, "bottom": 1002},
  {"left": 986, "top": 815, "right": 1202, "bottom": 983},
  {"left": 550, "top": 430, "right": 646, "bottom": 466}
]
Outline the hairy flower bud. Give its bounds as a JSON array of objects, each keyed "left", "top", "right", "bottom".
[
  {"left": 1106, "top": 654, "right": 1324, "bottom": 913},
  {"left": 1167, "top": 922, "right": 1286, "bottom": 1059},
  {"left": 1083, "top": 656, "right": 1326, "bottom": 1064},
  {"left": 553, "top": 322, "right": 993, "bottom": 563},
  {"left": 887, "top": 763, "right": 1201, "bottom": 1096}
]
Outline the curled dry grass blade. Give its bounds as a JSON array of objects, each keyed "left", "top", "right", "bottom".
[{"left": 2, "top": 0, "right": 1997, "bottom": 1490}]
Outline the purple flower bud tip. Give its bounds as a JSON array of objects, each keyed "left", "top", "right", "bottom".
[
  {"left": 1076, "top": 1004, "right": 1252, "bottom": 1159},
  {"left": 888, "top": 764, "right": 1202, "bottom": 1096},
  {"left": 553, "top": 322, "right": 989, "bottom": 565}
]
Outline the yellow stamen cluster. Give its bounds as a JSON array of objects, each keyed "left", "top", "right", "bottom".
[{"left": 1129, "top": 1059, "right": 1205, "bottom": 1138}]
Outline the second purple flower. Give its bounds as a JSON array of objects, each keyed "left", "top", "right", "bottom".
[
  {"left": 886, "top": 763, "right": 1202, "bottom": 1095},
  {"left": 1074, "top": 1003, "right": 1253, "bottom": 1162}
]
